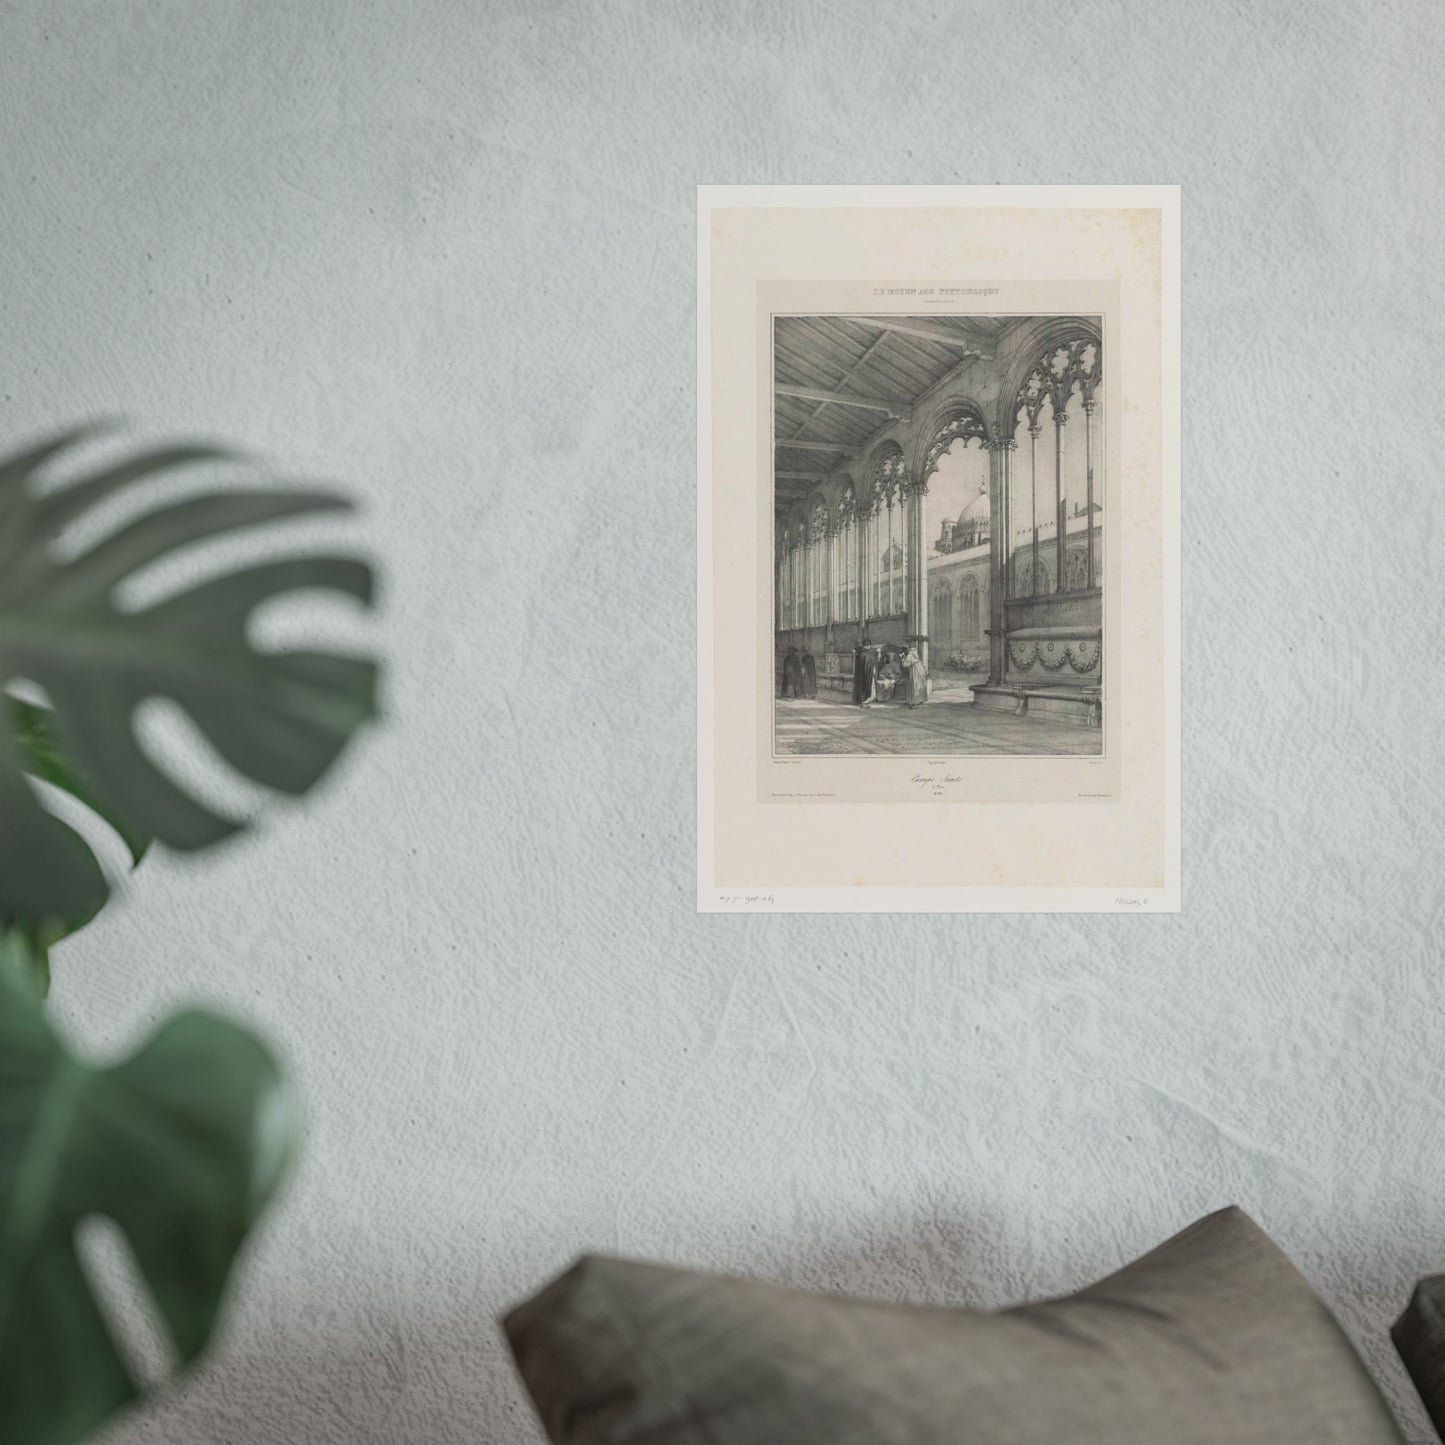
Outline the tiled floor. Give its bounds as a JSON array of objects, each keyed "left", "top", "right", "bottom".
[{"left": 773, "top": 693, "right": 1103, "bottom": 757}]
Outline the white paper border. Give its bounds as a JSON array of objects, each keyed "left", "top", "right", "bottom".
[{"left": 697, "top": 184, "right": 1181, "bottom": 913}]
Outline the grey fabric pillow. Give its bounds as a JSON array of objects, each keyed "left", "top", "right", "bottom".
[
  {"left": 1394, "top": 1275, "right": 1445, "bottom": 1442},
  {"left": 504, "top": 1206, "right": 1406, "bottom": 1445}
]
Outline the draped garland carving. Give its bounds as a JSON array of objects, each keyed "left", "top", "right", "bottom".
[{"left": 1008, "top": 638, "right": 1100, "bottom": 674}]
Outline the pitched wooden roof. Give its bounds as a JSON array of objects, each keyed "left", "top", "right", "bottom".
[{"left": 774, "top": 314, "right": 1018, "bottom": 508}]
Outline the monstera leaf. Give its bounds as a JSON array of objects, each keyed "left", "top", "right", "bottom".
[
  {"left": 0, "top": 935, "right": 295, "bottom": 1445},
  {"left": 0, "top": 424, "right": 378, "bottom": 926},
  {"left": 4, "top": 697, "right": 152, "bottom": 995}
]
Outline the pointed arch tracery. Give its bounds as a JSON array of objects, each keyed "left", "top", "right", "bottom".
[
  {"left": 833, "top": 478, "right": 860, "bottom": 622},
  {"left": 1007, "top": 325, "right": 1103, "bottom": 599},
  {"left": 919, "top": 405, "right": 989, "bottom": 484},
  {"left": 807, "top": 495, "right": 830, "bottom": 625},
  {"left": 863, "top": 444, "right": 908, "bottom": 617}
]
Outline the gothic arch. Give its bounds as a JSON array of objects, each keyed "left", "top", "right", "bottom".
[
  {"left": 997, "top": 316, "right": 1103, "bottom": 440},
  {"left": 807, "top": 491, "right": 830, "bottom": 538},
  {"left": 912, "top": 399, "right": 991, "bottom": 484},
  {"left": 863, "top": 438, "right": 907, "bottom": 510}
]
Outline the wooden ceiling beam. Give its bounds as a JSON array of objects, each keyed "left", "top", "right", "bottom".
[
  {"left": 783, "top": 329, "right": 893, "bottom": 443},
  {"left": 775, "top": 384, "right": 911, "bottom": 419},
  {"left": 840, "top": 316, "right": 992, "bottom": 356}
]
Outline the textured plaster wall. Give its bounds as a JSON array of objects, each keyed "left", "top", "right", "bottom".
[{"left": 2, "top": 3, "right": 1442, "bottom": 1442}]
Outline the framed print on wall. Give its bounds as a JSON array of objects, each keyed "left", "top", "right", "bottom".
[{"left": 697, "top": 185, "right": 1180, "bottom": 912}]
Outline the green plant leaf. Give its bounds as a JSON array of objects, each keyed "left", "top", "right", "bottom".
[
  {"left": 0, "top": 945, "right": 294, "bottom": 1445},
  {"left": 9, "top": 698, "right": 150, "bottom": 868},
  {"left": 4, "top": 698, "right": 149, "bottom": 958},
  {"left": 0, "top": 924, "right": 49, "bottom": 1001},
  {"left": 0, "top": 425, "right": 378, "bottom": 923}
]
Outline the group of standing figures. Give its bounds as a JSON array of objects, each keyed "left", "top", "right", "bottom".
[
  {"left": 853, "top": 642, "right": 926, "bottom": 709},
  {"left": 778, "top": 642, "right": 928, "bottom": 706},
  {"left": 779, "top": 646, "right": 817, "bottom": 699}
]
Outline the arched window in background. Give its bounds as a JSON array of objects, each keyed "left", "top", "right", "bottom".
[
  {"left": 835, "top": 485, "right": 858, "bottom": 621},
  {"left": 779, "top": 523, "right": 789, "bottom": 628},
  {"left": 776, "top": 530, "right": 785, "bottom": 631},
  {"left": 867, "top": 473, "right": 884, "bottom": 617},
  {"left": 1066, "top": 547, "right": 1088, "bottom": 592},
  {"left": 931, "top": 583, "right": 951, "bottom": 656},
  {"left": 797, "top": 514, "right": 809, "bottom": 627},
  {"left": 862, "top": 451, "right": 908, "bottom": 619},
  {"left": 961, "top": 574, "right": 981, "bottom": 641},
  {"left": 809, "top": 499, "right": 828, "bottom": 625},
  {"left": 878, "top": 456, "right": 905, "bottom": 615},
  {"left": 781, "top": 523, "right": 792, "bottom": 628}
]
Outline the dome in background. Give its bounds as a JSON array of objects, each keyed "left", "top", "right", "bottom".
[
  {"left": 934, "top": 481, "right": 991, "bottom": 556},
  {"left": 956, "top": 482, "right": 990, "bottom": 532}
]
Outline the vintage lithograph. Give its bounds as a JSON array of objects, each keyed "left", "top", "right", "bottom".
[{"left": 698, "top": 186, "right": 1180, "bottom": 911}]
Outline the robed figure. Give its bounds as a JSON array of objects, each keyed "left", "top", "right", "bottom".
[
  {"left": 781, "top": 647, "right": 803, "bottom": 699},
  {"left": 902, "top": 645, "right": 927, "bottom": 708},
  {"left": 800, "top": 648, "right": 817, "bottom": 699},
  {"left": 852, "top": 643, "right": 877, "bottom": 706},
  {"left": 876, "top": 653, "right": 901, "bottom": 703}
]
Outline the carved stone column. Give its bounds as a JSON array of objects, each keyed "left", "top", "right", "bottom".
[
  {"left": 1028, "top": 423, "right": 1041, "bottom": 596},
  {"left": 822, "top": 521, "right": 833, "bottom": 636},
  {"left": 1054, "top": 406, "right": 1067, "bottom": 592},
  {"left": 859, "top": 498, "right": 874, "bottom": 633},
  {"left": 775, "top": 538, "right": 783, "bottom": 636},
  {"left": 987, "top": 438, "right": 1014, "bottom": 684},
  {"left": 903, "top": 467, "right": 928, "bottom": 672},
  {"left": 789, "top": 538, "right": 798, "bottom": 633},
  {"left": 809, "top": 505, "right": 827, "bottom": 634},
  {"left": 1084, "top": 397, "right": 1097, "bottom": 589},
  {"left": 880, "top": 497, "right": 889, "bottom": 620}
]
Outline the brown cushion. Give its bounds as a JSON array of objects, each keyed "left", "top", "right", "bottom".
[
  {"left": 1393, "top": 1275, "right": 1445, "bottom": 1441},
  {"left": 503, "top": 1206, "right": 1405, "bottom": 1445}
]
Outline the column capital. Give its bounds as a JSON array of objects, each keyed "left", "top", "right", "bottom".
[
  {"left": 989, "top": 437, "right": 1018, "bottom": 452},
  {"left": 1053, "top": 408, "right": 1069, "bottom": 428}
]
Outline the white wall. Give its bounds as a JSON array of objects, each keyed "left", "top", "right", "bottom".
[{"left": 4, "top": 3, "right": 1442, "bottom": 1441}]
